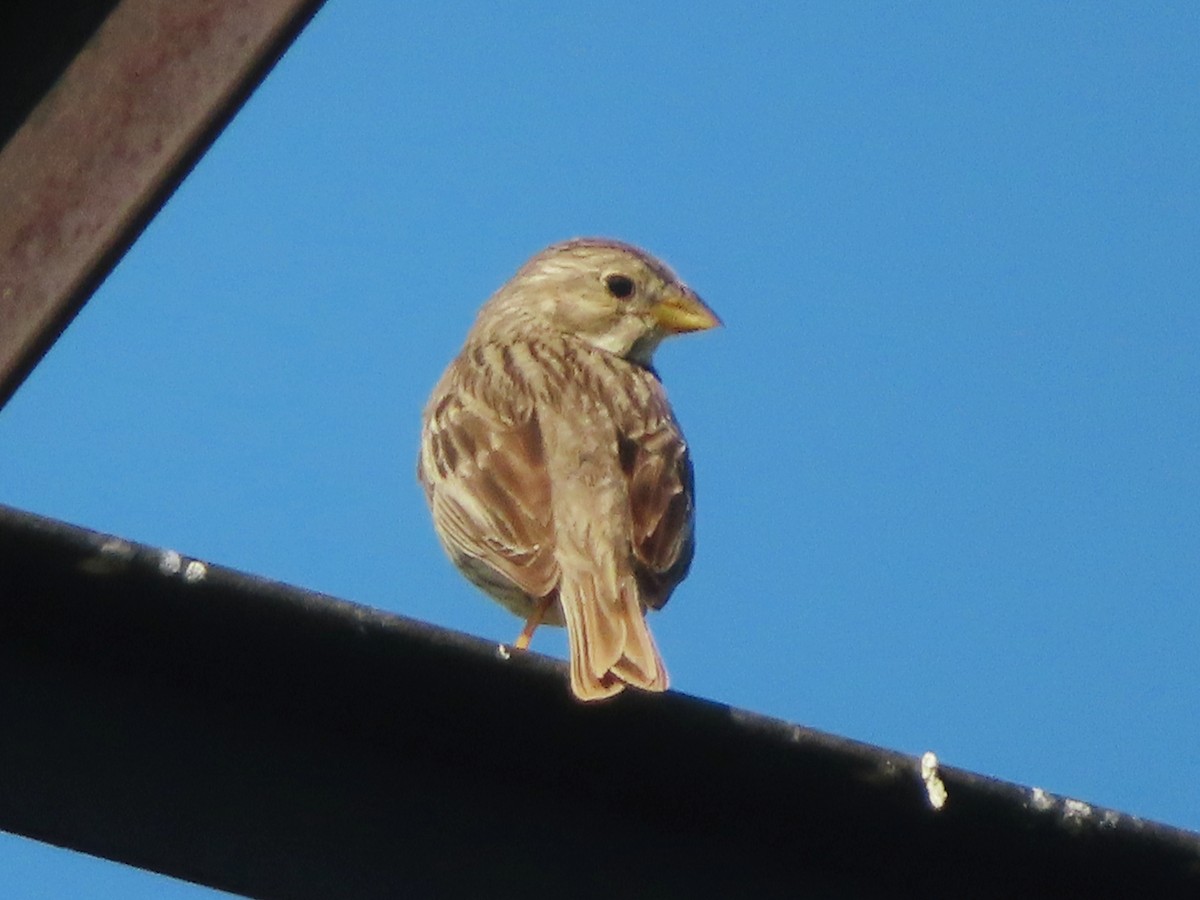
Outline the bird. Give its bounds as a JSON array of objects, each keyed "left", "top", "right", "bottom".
[{"left": 418, "top": 238, "right": 720, "bottom": 701}]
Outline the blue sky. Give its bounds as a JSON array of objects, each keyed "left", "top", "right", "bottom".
[{"left": 1, "top": 3, "right": 1198, "bottom": 894}]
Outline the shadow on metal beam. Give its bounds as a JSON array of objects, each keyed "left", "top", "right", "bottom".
[{"left": 1, "top": 503, "right": 1198, "bottom": 899}]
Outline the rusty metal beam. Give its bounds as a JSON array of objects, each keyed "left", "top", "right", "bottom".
[{"left": 0, "top": 0, "right": 327, "bottom": 410}]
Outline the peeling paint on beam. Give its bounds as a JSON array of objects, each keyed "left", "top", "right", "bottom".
[{"left": 0, "top": 0, "right": 326, "bottom": 409}]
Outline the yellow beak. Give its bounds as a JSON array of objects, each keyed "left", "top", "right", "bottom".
[{"left": 651, "top": 287, "right": 723, "bottom": 334}]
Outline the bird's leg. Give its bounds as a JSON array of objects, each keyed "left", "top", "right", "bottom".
[{"left": 514, "top": 595, "right": 553, "bottom": 650}]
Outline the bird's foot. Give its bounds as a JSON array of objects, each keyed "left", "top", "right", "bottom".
[{"left": 513, "top": 596, "right": 552, "bottom": 650}]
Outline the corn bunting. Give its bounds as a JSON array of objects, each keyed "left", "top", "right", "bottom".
[{"left": 418, "top": 238, "right": 720, "bottom": 700}]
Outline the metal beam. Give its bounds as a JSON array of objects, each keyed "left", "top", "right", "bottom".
[
  {"left": 1, "top": 503, "right": 1198, "bottom": 898},
  {"left": 0, "top": 0, "right": 326, "bottom": 409}
]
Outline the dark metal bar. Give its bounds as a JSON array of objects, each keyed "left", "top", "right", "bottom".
[
  {"left": 0, "top": 0, "right": 326, "bottom": 409},
  {"left": 1, "top": 502, "right": 1198, "bottom": 899}
]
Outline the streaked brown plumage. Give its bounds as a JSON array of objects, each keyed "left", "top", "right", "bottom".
[{"left": 418, "top": 238, "right": 720, "bottom": 700}]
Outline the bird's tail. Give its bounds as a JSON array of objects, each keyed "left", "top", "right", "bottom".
[{"left": 558, "top": 571, "right": 668, "bottom": 701}]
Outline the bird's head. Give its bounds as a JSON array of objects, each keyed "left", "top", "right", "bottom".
[{"left": 482, "top": 238, "right": 721, "bottom": 365}]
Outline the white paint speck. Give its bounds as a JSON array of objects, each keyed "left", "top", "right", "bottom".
[
  {"left": 920, "top": 751, "right": 948, "bottom": 810},
  {"left": 1063, "top": 799, "right": 1093, "bottom": 822},
  {"left": 78, "top": 538, "right": 135, "bottom": 574},
  {"left": 159, "top": 550, "right": 182, "bottom": 576},
  {"left": 1030, "top": 787, "right": 1054, "bottom": 811},
  {"left": 496, "top": 644, "right": 511, "bottom": 660},
  {"left": 183, "top": 560, "right": 207, "bottom": 583},
  {"left": 99, "top": 538, "right": 133, "bottom": 559}
]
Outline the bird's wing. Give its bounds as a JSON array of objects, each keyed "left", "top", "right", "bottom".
[
  {"left": 419, "top": 364, "right": 558, "bottom": 603},
  {"left": 617, "top": 374, "right": 697, "bottom": 610}
]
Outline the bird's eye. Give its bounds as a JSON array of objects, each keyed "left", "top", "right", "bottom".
[{"left": 604, "top": 274, "right": 636, "bottom": 300}]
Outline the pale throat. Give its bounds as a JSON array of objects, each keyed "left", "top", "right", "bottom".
[{"left": 584, "top": 315, "right": 662, "bottom": 364}]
